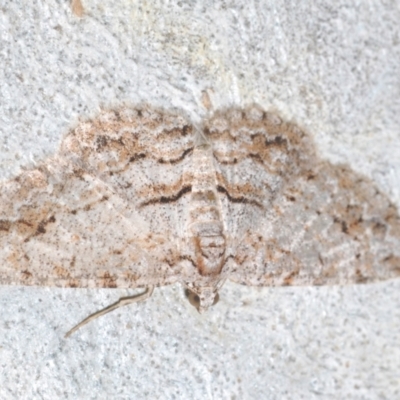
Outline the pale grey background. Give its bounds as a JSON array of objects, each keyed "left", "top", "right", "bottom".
[{"left": 0, "top": 1, "right": 399, "bottom": 398}]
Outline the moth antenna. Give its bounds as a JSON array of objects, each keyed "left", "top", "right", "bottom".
[{"left": 65, "top": 286, "right": 154, "bottom": 338}]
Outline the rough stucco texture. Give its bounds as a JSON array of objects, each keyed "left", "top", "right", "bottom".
[{"left": 0, "top": 1, "right": 399, "bottom": 399}]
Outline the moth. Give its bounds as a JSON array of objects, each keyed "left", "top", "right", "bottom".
[{"left": 1, "top": 105, "right": 399, "bottom": 336}]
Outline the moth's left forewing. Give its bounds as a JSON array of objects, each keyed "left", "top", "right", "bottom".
[{"left": 0, "top": 106, "right": 195, "bottom": 289}]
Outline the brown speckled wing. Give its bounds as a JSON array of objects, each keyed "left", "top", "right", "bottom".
[
  {"left": 204, "top": 107, "right": 400, "bottom": 287},
  {"left": 0, "top": 106, "right": 194, "bottom": 289}
]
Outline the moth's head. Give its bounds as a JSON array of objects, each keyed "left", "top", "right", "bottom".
[{"left": 185, "top": 286, "right": 220, "bottom": 313}]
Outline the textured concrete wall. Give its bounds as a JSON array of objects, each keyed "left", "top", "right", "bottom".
[{"left": 0, "top": 1, "right": 399, "bottom": 398}]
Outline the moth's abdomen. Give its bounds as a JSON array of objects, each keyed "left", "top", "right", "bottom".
[
  {"left": 189, "top": 148, "right": 226, "bottom": 276},
  {"left": 190, "top": 219, "right": 226, "bottom": 276}
]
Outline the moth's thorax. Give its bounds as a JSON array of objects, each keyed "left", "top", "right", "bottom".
[{"left": 189, "top": 146, "right": 226, "bottom": 277}]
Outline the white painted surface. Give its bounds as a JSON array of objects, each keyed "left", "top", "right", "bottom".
[{"left": 0, "top": 1, "right": 399, "bottom": 398}]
